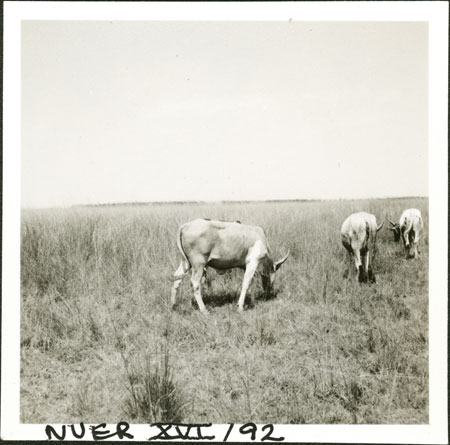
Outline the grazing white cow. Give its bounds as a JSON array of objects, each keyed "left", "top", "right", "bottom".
[
  {"left": 171, "top": 219, "right": 289, "bottom": 313},
  {"left": 341, "top": 212, "right": 384, "bottom": 283},
  {"left": 388, "top": 208, "right": 424, "bottom": 259}
]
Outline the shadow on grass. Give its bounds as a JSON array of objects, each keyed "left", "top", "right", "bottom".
[
  {"left": 200, "top": 285, "right": 280, "bottom": 309},
  {"left": 201, "top": 289, "right": 238, "bottom": 308},
  {"left": 392, "top": 249, "right": 407, "bottom": 260},
  {"left": 258, "top": 286, "right": 280, "bottom": 302}
]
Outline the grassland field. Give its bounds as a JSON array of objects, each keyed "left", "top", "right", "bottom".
[{"left": 20, "top": 197, "right": 428, "bottom": 424}]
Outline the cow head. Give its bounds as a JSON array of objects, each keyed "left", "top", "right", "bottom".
[
  {"left": 261, "top": 251, "right": 290, "bottom": 289},
  {"left": 269, "top": 251, "right": 290, "bottom": 286},
  {"left": 388, "top": 218, "right": 401, "bottom": 242}
]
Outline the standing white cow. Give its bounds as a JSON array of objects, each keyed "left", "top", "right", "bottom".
[
  {"left": 388, "top": 208, "right": 424, "bottom": 259},
  {"left": 341, "top": 212, "right": 384, "bottom": 283},
  {"left": 171, "top": 219, "right": 289, "bottom": 313}
]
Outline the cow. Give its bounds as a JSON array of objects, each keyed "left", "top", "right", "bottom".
[
  {"left": 171, "top": 219, "right": 289, "bottom": 313},
  {"left": 388, "top": 208, "right": 424, "bottom": 259},
  {"left": 341, "top": 212, "right": 384, "bottom": 283}
]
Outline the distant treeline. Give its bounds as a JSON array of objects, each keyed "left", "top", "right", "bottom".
[{"left": 74, "top": 196, "right": 428, "bottom": 208}]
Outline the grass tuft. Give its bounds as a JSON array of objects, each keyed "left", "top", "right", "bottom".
[{"left": 124, "top": 347, "right": 185, "bottom": 423}]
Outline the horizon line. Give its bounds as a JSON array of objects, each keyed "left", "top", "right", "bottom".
[{"left": 22, "top": 195, "right": 429, "bottom": 210}]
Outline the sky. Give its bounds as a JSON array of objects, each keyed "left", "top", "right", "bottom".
[{"left": 21, "top": 21, "right": 428, "bottom": 208}]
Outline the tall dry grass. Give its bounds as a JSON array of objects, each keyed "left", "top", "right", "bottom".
[{"left": 21, "top": 198, "right": 428, "bottom": 423}]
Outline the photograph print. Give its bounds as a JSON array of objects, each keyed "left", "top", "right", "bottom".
[{"left": 2, "top": 2, "right": 448, "bottom": 443}]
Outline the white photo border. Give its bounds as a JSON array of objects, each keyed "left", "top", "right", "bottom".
[{"left": 2, "top": 1, "right": 448, "bottom": 443}]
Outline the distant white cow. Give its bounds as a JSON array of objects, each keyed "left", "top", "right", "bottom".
[
  {"left": 341, "top": 212, "right": 384, "bottom": 283},
  {"left": 388, "top": 208, "right": 424, "bottom": 259},
  {"left": 171, "top": 219, "right": 289, "bottom": 313}
]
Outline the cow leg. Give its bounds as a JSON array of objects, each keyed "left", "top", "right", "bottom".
[
  {"left": 171, "top": 261, "right": 187, "bottom": 308},
  {"left": 201, "top": 267, "right": 209, "bottom": 287},
  {"left": 405, "top": 241, "right": 412, "bottom": 258},
  {"left": 353, "top": 249, "right": 362, "bottom": 280},
  {"left": 364, "top": 252, "right": 369, "bottom": 274},
  {"left": 401, "top": 232, "right": 407, "bottom": 250},
  {"left": 367, "top": 254, "right": 376, "bottom": 283},
  {"left": 355, "top": 249, "right": 367, "bottom": 283},
  {"left": 353, "top": 250, "right": 360, "bottom": 271},
  {"left": 412, "top": 237, "right": 420, "bottom": 259},
  {"left": 403, "top": 229, "right": 411, "bottom": 257},
  {"left": 416, "top": 232, "right": 421, "bottom": 255},
  {"left": 261, "top": 275, "right": 271, "bottom": 298},
  {"left": 191, "top": 267, "right": 208, "bottom": 314},
  {"left": 408, "top": 230, "right": 415, "bottom": 258},
  {"left": 412, "top": 231, "right": 420, "bottom": 259},
  {"left": 413, "top": 244, "right": 419, "bottom": 259},
  {"left": 237, "top": 261, "right": 258, "bottom": 312}
]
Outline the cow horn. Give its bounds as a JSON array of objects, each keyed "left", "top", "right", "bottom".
[
  {"left": 376, "top": 220, "right": 385, "bottom": 232},
  {"left": 388, "top": 218, "right": 396, "bottom": 226},
  {"left": 274, "top": 250, "right": 290, "bottom": 271}
]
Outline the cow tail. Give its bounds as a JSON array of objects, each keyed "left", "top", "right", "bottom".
[
  {"left": 404, "top": 217, "right": 413, "bottom": 234},
  {"left": 177, "top": 225, "right": 191, "bottom": 272},
  {"left": 365, "top": 221, "right": 370, "bottom": 243},
  {"left": 364, "top": 220, "right": 372, "bottom": 253}
]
